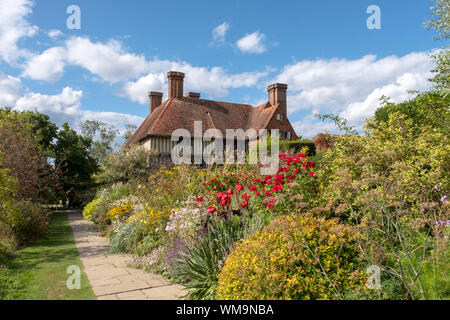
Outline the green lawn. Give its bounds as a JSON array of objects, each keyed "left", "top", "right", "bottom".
[{"left": 0, "top": 211, "right": 96, "bottom": 300}]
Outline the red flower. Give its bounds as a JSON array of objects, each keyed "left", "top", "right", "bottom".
[
  {"left": 236, "top": 183, "right": 243, "bottom": 191},
  {"left": 266, "top": 202, "right": 274, "bottom": 210},
  {"left": 309, "top": 172, "right": 315, "bottom": 177},
  {"left": 227, "top": 188, "right": 234, "bottom": 196},
  {"left": 242, "top": 193, "right": 251, "bottom": 201},
  {"left": 207, "top": 206, "right": 216, "bottom": 214},
  {"left": 250, "top": 185, "right": 257, "bottom": 192},
  {"left": 240, "top": 201, "right": 248, "bottom": 208},
  {"left": 298, "top": 153, "right": 307, "bottom": 158},
  {"left": 265, "top": 191, "right": 272, "bottom": 197},
  {"left": 196, "top": 197, "right": 204, "bottom": 206},
  {"left": 272, "top": 185, "right": 283, "bottom": 193},
  {"left": 278, "top": 153, "right": 287, "bottom": 159}
]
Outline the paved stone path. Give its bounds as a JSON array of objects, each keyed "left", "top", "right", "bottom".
[{"left": 67, "top": 210, "right": 186, "bottom": 300}]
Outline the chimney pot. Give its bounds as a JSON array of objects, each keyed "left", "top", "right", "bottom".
[
  {"left": 167, "top": 71, "right": 185, "bottom": 99},
  {"left": 149, "top": 91, "right": 163, "bottom": 114},
  {"left": 186, "top": 92, "right": 200, "bottom": 99}
]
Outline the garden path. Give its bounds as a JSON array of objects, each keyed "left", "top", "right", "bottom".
[{"left": 67, "top": 210, "right": 186, "bottom": 300}]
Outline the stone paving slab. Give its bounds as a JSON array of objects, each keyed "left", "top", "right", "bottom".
[{"left": 67, "top": 210, "right": 187, "bottom": 300}]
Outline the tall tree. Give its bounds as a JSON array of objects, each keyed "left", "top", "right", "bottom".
[
  {"left": 54, "top": 123, "right": 99, "bottom": 193},
  {"left": 80, "top": 120, "right": 118, "bottom": 165}
]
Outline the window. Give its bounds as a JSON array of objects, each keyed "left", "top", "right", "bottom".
[
  {"left": 276, "top": 113, "right": 284, "bottom": 121},
  {"left": 281, "top": 131, "right": 291, "bottom": 140}
]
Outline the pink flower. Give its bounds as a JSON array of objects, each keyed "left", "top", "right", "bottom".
[{"left": 309, "top": 172, "right": 315, "bottom": 177}]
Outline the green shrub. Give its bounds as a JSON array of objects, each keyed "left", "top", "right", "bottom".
[
  {"left": 176, "top": 215, "right": 248, "bottom": 300},
  {"left": 280, "top": 139, "right": 316, "bottom": 156},
  {"left": 217, "top": 214, "right": 368, "bottom": 300},
  {"left": 13, "top": 201, "right": 49, "bottom": 244},
  {"left": 91, "top": 198, "right": 114, "bottom": 229},
  {"left": 82, "top": 198, "right": 102, "bottom": 221},
  {"left": 108, "top": 221, "right": 146, "bottom": 254}
]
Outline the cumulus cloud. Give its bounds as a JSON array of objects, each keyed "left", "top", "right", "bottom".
[
  {"left": 65, "top": 37, "right": 151, "bottom": 83},
  {"left": 210, "top": 22, "right": 230, "bottom": 46},
  {"left": 0, "top": 0, "right": 38, "bottom": 64},
  {"left": 21, "top": 47, "right": 67, "bottom": 82},
  {"left": 123, "top": 64, "right": 270, "bottom": 104},
  {"left": 0, "top": 71, "right": 144, "bottom": 134},
  {"left": 273, "top": 51, "right": 435, "bottom": 137},
  {"left": 236, "top": 31, "right": 267, "bottom": 54},
  {"left": 0, "top": 72, "right": 22, "bottom": 107}
]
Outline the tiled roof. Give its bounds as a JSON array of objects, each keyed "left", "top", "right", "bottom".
[{"left": 127, "top": 97, "right": 281, "bottom": 146}]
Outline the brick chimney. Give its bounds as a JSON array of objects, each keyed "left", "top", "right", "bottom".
[
  {"left": 167, "top": 71, "right": 185, "bottom": 99},
  {"left": 185, "top": 92, "right": 200, "bottom": 99},
  {"left": 149, "top": 91, "right": 163, "bottom": 114},
  {"left": 267, "top": 83, "right": 288, "bottom": 115}
]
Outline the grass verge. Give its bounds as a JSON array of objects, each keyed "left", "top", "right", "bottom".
[{"left": 0, "top": 211, "right": 95, "bottom": 300}]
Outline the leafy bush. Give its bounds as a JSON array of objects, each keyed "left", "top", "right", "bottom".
[
  {"left": 108, "top": 221, "right": 145, "bottom": 254},
  {"left": 90, "top": 198, "right": 114, "bottom": 229},
  {"left": 314, "top": 109, "right": 449, "bottom": 299},
  {"left": 280, "top": 139, "right": 316, "bottom": 156},
  {"left": 217, "top": 214, "right": 368, "bottom": 300},
  {"left": 13, "top": 201, "right": 49, "bottom": 244},
  {"left": 82, "top": 198, "right": 102, "bottom": 221},
  {"left": 176, "top": 215, "right": 247, "bottom": 300}
]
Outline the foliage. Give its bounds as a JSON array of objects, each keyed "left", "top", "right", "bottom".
[
  {"left": 374, "top": 91, "right": 450, "bottom": 134},
  {"left": 0, "top": 112, "right": 60, "bottom": 202},
  {"left": 315, "top": 113, "right": 359, "bottom": 136},
  {"left": 54, "top": 123, "right": 98, "bottom": 194},
  {"left": 176, "top": 215, "right": 248, "bottom": 300},
  {"left": 424, "top": 0, "right": 450, "bottom": 40},
  {"left": 80, "top": 120, "right": 118, "bottom": 166},
  {"left": 0, "top": 108, "right": 58, "bottom": 158},
  {"left": 12, "top": 201, "right": 49, "bottom": 244},
  {"left": 96, "top": 145, "right": 152, "bottom": 185},
  {"left": 217, "top": 214, "right": 368, "bottom": 300},
  {"left": 82, "top": 198, "right": 102, "bottom": 221},
  {"left": 315, "top": 111, "right": 449, "bottom": 299},
  {"left": 279, "top": 139, "right": 316, "bottom": 156},
  {"left": 430, "top": 49, "right": 450, "bottom": 96}
]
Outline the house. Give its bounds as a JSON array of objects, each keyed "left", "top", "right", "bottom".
[{"left": 126, "top": 71, "right": 298, "bottom": 167}]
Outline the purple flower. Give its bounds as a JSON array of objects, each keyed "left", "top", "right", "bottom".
[{"left": 441, "top": 195, "right": 448, "bottom": 203}]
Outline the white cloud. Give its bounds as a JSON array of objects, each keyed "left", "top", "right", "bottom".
[
  {"left": 0, "top": 72, "right": 22, "bottom": 107},
  {"left": 48, "top": 29, "right": 63, "bottom": 38},
  {"left": 236, "top": 31, "right": 267, "bottom": 54},
  {"left": 123, "top": 73, "right": 166, "bottom": 104},
  {"left": 210, "top": 22, "right": 230, "bottom": 46},
  {"left": 276, "top": 51, "right": 435, "bottom": 137},
  {"left": 21, "top": 47, "right": 67, "bottom": 82},
  {"left": 123, "top": 64, "right": 270, "bottom": 103},
  {"left": 15, "top": 87, "right": 83, "bottom": 117},
  {"left": 0, "top": 0, "right": 38, "bottom": 64},
  {"left": 0, "top": 74, "right": 144, "bottom": 133},
  {"left": 65, "top": 37, "right": 150, "bottom": 83}
]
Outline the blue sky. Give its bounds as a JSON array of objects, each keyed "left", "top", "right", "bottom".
[{"left": 0, "top": 0, "right": 445, "bottom": 138}]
